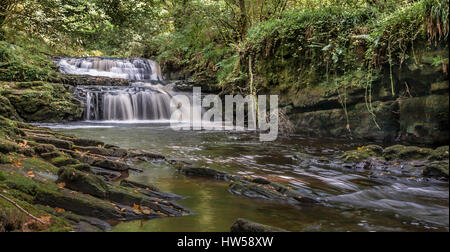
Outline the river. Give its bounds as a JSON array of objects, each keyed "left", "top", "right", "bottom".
[{"left": 37, "top": 121, "right": 449, "bottom": 232}]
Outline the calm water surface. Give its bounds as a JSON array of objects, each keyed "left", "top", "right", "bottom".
[{"left": 43, "top": 121, "right": 449, "bottom": 232}]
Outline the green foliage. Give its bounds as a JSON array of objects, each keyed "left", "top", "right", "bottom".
[{"left": 0, "top": 41, "right": 56, "bottom": 82}]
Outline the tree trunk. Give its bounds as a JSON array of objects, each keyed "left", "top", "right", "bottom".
[{"left": 237, "top": 0, "right": 248, "bottom": 40}]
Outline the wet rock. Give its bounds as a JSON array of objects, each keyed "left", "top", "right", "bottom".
[
  {"left": 68, "top": 163, "right": 93, "bottom": 173},
  {"left": 120, "top": 180, "right": 183, "bottom": 201},
  {"left": 108, "top": 188, "right": 190, "bottom": 217},
  {"left": 35, "top": 188, "right": 129, "bottom": 220},
  {"left": 60, "top": 74, "right": 131, "bottom": 87},
  {"left": 172, "top": 160, "right": 230, "bottom": 180},
  {"left": 127, "top": 149, "right": 166, "bottom": 160},
  {"left": 75, "top": 146, "right": 115, "bottom": 157},
  {"left": 398, "top": 95, "right": 449, "bottom": 145},
  {"left": 231, "top": 218, "right": 289, "bottom": 232},
  {"left": 229, "top": 179, "right": 318, "bottom": 204},
  {"left": 423, "top": 161, "right": 449, "bottom": 181},
  {"left": 71, "top": 138, "right": 104, "bottom": 147},
  {"left": 93, "top": 159, "right": 132, "bottom": 172},
  {"left": 428, "top": 146, "right": 450, "bottom": 161},
  {"left": 57, "top": 167, "right": 109, "bottom": 199},
  {"left": 91, "top": 167, "right": 124, "bottom": 181},
  {"left": 41, "top": 151, "right": 80, "bottom": 167},
  {"left": 28, "top": 136, "right": 73, "bottom": 149}
]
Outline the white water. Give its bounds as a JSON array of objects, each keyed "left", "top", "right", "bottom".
[
  {"left": 55, "top": 57, "right": 201, "bottom": 122},
  {"left": 57, "top": 57, "right": 163, "bottom": 81}
]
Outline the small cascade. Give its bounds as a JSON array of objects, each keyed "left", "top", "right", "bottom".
[
  {"left": 80, "top": 85, "right": 174, "bottom": 121},
  {"left": 56, "top": 57, "right": 163, "bottom": 81}
]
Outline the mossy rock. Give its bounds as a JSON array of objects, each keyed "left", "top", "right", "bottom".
[
  {"left": 0, "top": 95, "right": 20, "bottom": 120},
  {"left": 0, "top": 139, "right": 21, "bottom": 154},
  {"left": 67, "top": 163, "right": 92, "bottom": 173},
  {"left": 423, "top": 161, "right": 449, "bottom": 180},
  {"left": 21, "top": 156, "right": 59, "bottom": 174},
  {"left": 27, "top": 136, "right": 73, "bottom": 149},
  {"left": 41, "top": 151, "right": 65, "bottom": 160},
  {"left": 0, "top": 154, "right": 12, "bottom": 164},
  {"left": 0, "top": 194, "right": 72, "bottom": 232},
  {"left": 57, "top": 167, "right": 109, "bottom": 199},
  {"left": 50, "top": 156, "right": 80, "bottom": 167},
  {"left": 428, "top": 146, "right": 450, "bottom": 161},
  {"left": 40, "top": 151, "right": 79, "bottom": 167},
  {"left": 2, "top": 82, "right": 83, "bottom": 122},
  {"left": 383, "top": 145, "right": 434, "bottom": 161},
  {"left": 340, "top": 145, "right": 384, "bottom": 162},
  {"left": 33, "top": 144, "right": 57, "bottom": 155}
]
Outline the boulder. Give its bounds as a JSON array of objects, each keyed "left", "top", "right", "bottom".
[
  {"left": 120, "top": 180, "right": 183, "bottom": 201},
  {"left": 423, "top": 161, "right": 449, "bottom": 181},
  {"left": 57, "top": 167, "right": 109, "bottom": 199},
  {"left": 93, "top": 159, "right": 132, "bottom": 172},
  {"left": 383, "top": 145, "right": 434, "bottom": 161}
]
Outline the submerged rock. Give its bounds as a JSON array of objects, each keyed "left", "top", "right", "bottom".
[
  {"left": 231, "top": 219, "right": 289, "bottom": 232},
  {"left": 229, "top": 178, "right": 318, "bottom": 205},
  {"left": 171, "top": 160, "right": 230, "bottom": 180},
  {"left": 120, "top": 180, "right": 183, "bottom": 201}
]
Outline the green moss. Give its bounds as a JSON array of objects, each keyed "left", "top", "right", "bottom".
[
  {"left": 0, "top": 41, "right": 57, "bottom": 82},
  {"left": 383, "top": 145, "right": 434, "bottom": 161},
  {"left": 1, "top": 81, "right": 83, "bottom": 122},
  {"left": 428, "top": 146, "right": 450, "bottom": 161},
  {"left": 57, "top": 167, "right": 108, "bottom": 199},
  {"left": 340, "top": 145, "right": 384, "bottom": 162},
  {"left": 0, "top": 138, "right": 20, "bottom": 154},
  {"left": 50, "top": 156, "right": 80, "bottom": 167},
  {"left": 423, "top": 161, "right": 449, "bottom": 180},
  {"left": 22, "top": 157, "right": 59, "bottom": 174},
  {"left": 0, "top": 153, "right": 12, "bottom": 164},
  {"left": 0, "top": 192, "right": 72, "bottom": 232}
]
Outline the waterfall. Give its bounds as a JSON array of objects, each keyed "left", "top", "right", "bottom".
[
  {"left": 57, "top": 57, "right": 200, "bottom": 122},
  {"left": 80, "top": 85, "right": 174, "bottom": 121},
  {"left": 56, "top": 57, "right": 163, "bottom": 81}
]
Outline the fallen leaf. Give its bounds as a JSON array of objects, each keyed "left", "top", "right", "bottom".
[{"left": 54, "top": 207, "right": 65, "bottom": 213}]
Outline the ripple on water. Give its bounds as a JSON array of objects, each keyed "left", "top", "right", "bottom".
[{"left": 48, "top": 122, "right": 449, "bottom": 232}]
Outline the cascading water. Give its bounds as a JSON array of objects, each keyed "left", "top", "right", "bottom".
[
  {"left": 80, "top": 85, "right": 174, "bottom": 121},
  {"left": 56, "top": 57, "right": 192, "bottom": 121},
  {"left": 56, "top": 57, "right": 163, "bottom": 81}
]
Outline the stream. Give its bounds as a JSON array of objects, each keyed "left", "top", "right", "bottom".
[{"left": 39, "top": 121, "right": 449, "bottom": 232}]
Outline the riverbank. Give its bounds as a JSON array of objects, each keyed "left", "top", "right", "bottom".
[{"left": 0, "top": 116, "right": 193, "bottom": 232}]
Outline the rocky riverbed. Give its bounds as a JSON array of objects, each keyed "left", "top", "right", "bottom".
[{"left": 0, "top": 116, "right": 192, "bottom": 232}]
